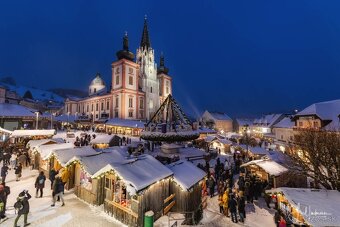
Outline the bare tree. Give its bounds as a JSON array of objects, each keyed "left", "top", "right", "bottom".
[{"left": 288, "top": 129, "right": 340, "bottom": 191}]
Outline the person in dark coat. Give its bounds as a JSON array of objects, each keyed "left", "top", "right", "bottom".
[
  {"left": 237, "top": 192, "right": 246, "bottom": 223},
  {"left": 1, "top": 164, "right": 9, "bottom": 183},
  {"left": 207, "top": 176, "right": 215, "bottom": 198},
  {"left": 35, "top": 171, "right": 46, "bottom": 198},
  {"left": 14, "top": 190, "right": 31, "bottom": 227},
  {"left": 14, "top": 163, "right": 22, "bottom": 181},
  {"left": 49, "top": 168, "right": 58, "bottom": 190},
  {"left": 228, "top": 194, "right": 238, "bottom": 223},
  {"left": 0, "top": 185, "right": 6, "bottom": 219},
  {"left": 51, "top": 177, "right": 65, "bottom": 207}
]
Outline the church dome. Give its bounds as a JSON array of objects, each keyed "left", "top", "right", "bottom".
[{"left": 89, "top": 73, "right": 106, "bottom": 96}]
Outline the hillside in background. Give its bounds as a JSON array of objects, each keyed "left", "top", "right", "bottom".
[{"left": 49, "top": 88, "right": 87, "bottom": 99}]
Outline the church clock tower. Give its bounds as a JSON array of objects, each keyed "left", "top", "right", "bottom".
[{"left": 136, "top": 16, "right": 160, "bottom": 120}]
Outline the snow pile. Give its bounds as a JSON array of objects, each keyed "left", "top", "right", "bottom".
[
  {"left": 93, "top": 154, "right": 173, "bottom": 193},
  {"left": 268, "top": 187, "right": 340, "bottom": 226},
  {"left": 36, "top": 143, "right": 74, "bottom": 160},
  {"left": 11, "top": 129, "right": 56, "bottom": 138},
  {"left": 241, "top": 159, "right": 288, "bottom": 176},
  {"left": 167, "top": 160, "right": 206, "bottom": 190}
]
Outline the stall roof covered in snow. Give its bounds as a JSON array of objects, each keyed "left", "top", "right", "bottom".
[
  {"left": 0, "top": 103, "right": 35, "bottom": 117},
  {"left": 295, "top": 99, "right": 340, "bottom": 129},
  {"left": 68, "top": 149, "right": 127, "bottom": 176},
  {"left": 273, "top": 117, "right": 295, "bottom": 129},
  {"left": 241, "top": 159, "right": 288, "bottom": 176},
  {"left": 267, "top": 187, "right": 340, "bottom": 226},
  {"left": 11, "top": 129, "right": 56, "bottom": 138},
  {"left": 106, "top": 118, "right": 145, "bottom": 129},
  {"left": 239, "top": 145, "right": 269, "bottom": 155},
  {"left": 167, "top": 160, "right": 206, "bottom": 190},
  {"left": 36, "top": 143, "right": 74, "bottom": 160},
  {"left": 26, "top": 139, "right": 57, "bottom": 149},
  {"left": 91, "top": 134, "right": 115, "bottom": 144},
  {"left": 93, "top": 154, "right": 173, "bottom": 193},
  {"left": 53, "top": 146, "right": 99, "bottom": 167},
  {"left": 195, "top": 127, "right": 217, "bottom": 134}
]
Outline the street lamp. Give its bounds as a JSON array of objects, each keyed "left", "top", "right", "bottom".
[
  {"left": 35, "top": 112, "right": 39, "bottom": 129},
  {"left": 67, "top": 112, "right": 70, "bottom": 128}
]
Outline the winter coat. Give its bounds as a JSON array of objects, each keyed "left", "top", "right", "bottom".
[
  {"left": 222, "top": 192, "right": 229, "bottom": 208},
  {"left": 53, "top": 179, "right": 64, "bottom": 194},
  {"left": 1, "top": 166, "right": 9, "bottom": 177},
  {"left": 61, "top": 169, "right": 69, "bottom": 183},
  {"left": 228, "top": 197, "right": 237, "bottom": 213},
  {"left": 218, "top": 195, "right": 224, "bottom": 206},
  {"left": 18, "top": 154, "right": 26, "bottom": 165},
  {"left": 14, "top": 165, "right": 22, "bottom": 175},
  {"left": 207, "top": 178, "right": 215, "bottom": 189},
  {"left": 17, "top": 193, "right": 31, "bottom": 215},
  {"left": 35, "top": 175, "right": 46, "bottom": 189},
  {"left": 237, "top": 196, "right": 246, "bottom": 213},
  {"left": 49, "top": 169, "right": 57, "bottom": 182}
]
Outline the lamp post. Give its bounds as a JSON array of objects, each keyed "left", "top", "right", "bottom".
[
  {"left": 244, "top": 124, "right": 250, "bottom": 156},
  {"left": 67, "top": 112, "right": 70, "bottom": 128},
  {"left": 35, "top": 112, "right": 39, "bottom": 129}
]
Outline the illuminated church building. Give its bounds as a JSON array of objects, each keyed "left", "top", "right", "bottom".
[{"left": 64, "top": 18, "right": 172, "bottom": 122}]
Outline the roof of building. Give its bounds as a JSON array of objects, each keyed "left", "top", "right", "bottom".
[
  {"left": 90, "top": 73, "right": 106, "bottom": 86},
  {"left": 53, "top": 146, "right": 99, "bottom": 167},
  {"left": 273, "top": 117, "right": 295, "bottom": 128},
  {"left": 267, "top": 187, "right": 340, "bottom": 226},
  {"left": 241, "top": 159, "right": 288, "bottom": 176},
  {"left": 106, "top": 118, "right": 145, "bottom": 129},
  {"left": 54, "top": 114, "right": 77, "bottom": 123},
  {"left": 140, "top": 17, "right": 151, "bottom": 49},
  {"left": 0, "top": 103, "right": 35, "bottom": 117},
  {"left": 295, "top": 99, "right": 340, "bottom": 129},
  {"left": 11, "top": 129, "right": 56, "bottom": 138},
  {"left": 254, "top": 114, "right": 283, "bottom": 127},
  {"left": 235, "top": 118, "right": 254, "bottom": 127},
  {"left": 91, "top": 134, "right": 115, "bottom": 144},
  {"left": 26, "top": 139, "right": 58, "bottom": 149},
  {"left": 93, "top": 154, "right": 173, "bottom": 194},
  {"left": 239, "top": 145, "right": 269, "bottom": 155},
  {"left": 36, "top": 143, "right": 74, "bottom": 160},
  {"left": 205, "top": 111, "right": 232, "bottom": 121}
]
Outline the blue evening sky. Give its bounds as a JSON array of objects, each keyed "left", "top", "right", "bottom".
[{"left": 1, "top": 0, "right": 340, "bottom": 118}]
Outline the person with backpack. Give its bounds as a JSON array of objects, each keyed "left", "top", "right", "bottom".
[
  {"left": 51, "top": 177, "right": 65, "bottom": 207},
  {"left": 14, "top": 190, "right": 31, "bottom": 227},
  {"left": 35, "top": 171, "right": 46, "bottom": 198},
  {"left": 14, "top": 163, "right": 22, "bottom": 181}
]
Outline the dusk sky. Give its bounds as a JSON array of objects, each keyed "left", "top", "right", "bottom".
[{"left": 1, "top": 1, "right": 340, "bottom": 118}]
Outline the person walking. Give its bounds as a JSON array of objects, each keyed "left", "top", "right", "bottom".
[
  {"left": 14, "top": 163, "right": 22, "bottom": 181},
  {"left": 228, "top": 194, "right": 238, "bottom": 223},
  {"left": 13, "top": 190, "right": 31, "bottom": 227},
  {"left": 218, "top": 193, "right": 224, "bottom": 214},
  {"left": 35, "top": 171, "right": 46, "bottom": 198},
  {"left": 10, "top": 153, "right": 17, "bottom": 168},
  {"left": 49, "top": 168, "right": 58, "bottom": 190},
  {"left": 237, "top": 191, "right": 246, "bottom": 223},
  {"left": 51, "top": 177, "right": 65, "bottom": 207},
  {"left": 222, "top": 189, "right": 229, "bottom": 217},
  {"left": 207, "top": 176, "right": 215, "bottom": 198},
  {"left": 1, "top": 164, "right": 9, "bottom": 183},
  {"left": 0, "top": 182, "right": 10, "bottom": 216},
  {"left": 0, "top": 185, "right": 6, "bottom": 220}
]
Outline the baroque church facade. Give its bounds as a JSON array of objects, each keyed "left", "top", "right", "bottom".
[{"left": 64, "top": 18, "right": 172, "bottom": 122}]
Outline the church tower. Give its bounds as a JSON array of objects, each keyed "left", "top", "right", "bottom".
[{"left": 136, "top": 16, "right": 160, "bottom": 120}]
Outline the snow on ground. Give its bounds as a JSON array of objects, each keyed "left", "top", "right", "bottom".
[{"left": 1, "top": 163, "right": 123, "bottom": 227}]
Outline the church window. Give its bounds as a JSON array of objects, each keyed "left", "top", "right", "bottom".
[
  {"left": 101, "top": 102, "right": 104, "bottom": 111},
  {"left": 107, "top": 101, "right": 109, "bottom": 110},
  {"left": 150, "top": 87, "right": 153, "bottom": 93},
  {"left": 128, "top": 111, "right": 133, "bottom": 118},
  {"left": 87, "top": 105, "right": 89, "bottom": 112},
  {"left": 96, "top": 103, "right": 98, "bottom": 111},
  {"left": 115, "top": 97, "right": 119, "bottom": 108},
  {"left": 129, "top": 97, "right": 133, "bottom": 108},
  {"left": 96, "top": 114, "right": 98, "bottom": 119},
  {"left": 129, "top": 76, "right": 133, "bottom": 85},
  {"left": 82, "top": 106, "right": 84, "bottom": 113},
  {"left": 116, "top": 76, "right": 119, "bottom": 85},
  {"left": 166, "top": 86, "right": 169, "bottom": 94},
  {"left": 91, "top": 104, "right": 93, "bottom": 111},
  {"left": 115, "top": 67, "right": 119, "bottom": 74},
  {"left": 94, "top": 88, "right": 97, "bottom": 93},
  {"left": 139, "top": 98, "right": 144, "bottom": 109},
  {"left": 139, "top": 110, "right": 144, "bottom": 118},
  {"left": 128, "top": 68, "right": 133, "bottom": 74},
  {"left": 115, "top": 111, "right": 118, "bottom": 118}
]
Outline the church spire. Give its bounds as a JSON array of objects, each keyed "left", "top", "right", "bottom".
[
  {"left": 140, "top": 15, "right": 151, "bottom": 49},
  {"left": 157, "top": 52, "right": 169, "bottom": 74},
  {"left": 116, "top": 32, "right": 134, "bottom": 61}
]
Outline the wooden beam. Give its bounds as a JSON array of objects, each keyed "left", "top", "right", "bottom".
[
  {"left": 164, "top": 201, "right": 175, "bottom": 215},
  {"left": 164, "top": 193, "right": 175, "bottom": 204}
]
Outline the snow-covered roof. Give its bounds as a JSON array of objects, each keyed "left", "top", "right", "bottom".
[
  {"left": 195, "top": 127, "right": 217, "bottom": 134},
  {"left": 93, "top": 154, "right": 173, "bottom": 193},
  {"left": 241, "top": 159, "right": 288, "bottom": 176},
  {"left": 235, "top": 118, "right": 254, "bottom": 126},
  {"left": 53, "top": 146, "right": 99, "bottom": 167},
  {"left": 295, "top": 99, "right": 340, "bottom": 129},
  {"left": 68, "top": 149, "right": 127, "bottom": 176},
  {"left": 254, "top": 114, "right": 283, "bottom": 127},
  {"left": 91, "top": 134, "right": 115, "bottom": 144},
  {"left": 11, "top": 129, "right": 56, "bottom": 138},
  {"left": 36, "top": 143, "right": 74, "bottom": 160},
  {"left": 26, "top": 139, "right": 57, "bottom": 149},
  {"left": 167, "top": 160, "right": 206, "bottom": 190},
  {"left": 106, "top": 118, "right": 145, "bottom": 128},
  {"left": 207, "top": 111, "right": 232, "bottom": 121},
  {"left": 267, "top": 187, "right": 340, "bottom": 226},
  {"left": 239, "top": 145, "right": 269, "bottom": 155},
  {"left": 273, "top": 117, "right": 295, "bottom": 129},
  {"left": 0, "top": 103, "right": 35, "bottom": 117},
  {"left": 204, "top": 135, "right": 217, "bottom": 143},
  {"left": 55, "top": 114, "right": 77, "bottom": 123},
  {"left": 0, "top": 127, "right": 13, "bottom": 134}
]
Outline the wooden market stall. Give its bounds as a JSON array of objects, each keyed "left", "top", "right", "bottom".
[
  {"left": 167, "top": 160, "right": 207, "bottom": 225},
  {"left": 90, "top": 134, "right": 120, "bottom": 149},
  {"left": 266, "top": 187, "right": 340, "bottom": 227},
  {"left": 26, "top": 139, "right": 58, "bottom": 169},
  {"left": 93, "top": 154, "right": 173, "bottom": 227}
]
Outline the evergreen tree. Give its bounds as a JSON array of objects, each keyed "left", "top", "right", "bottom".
[{"left": 23, "top": 90, "right": 33, "bottom": 99}]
